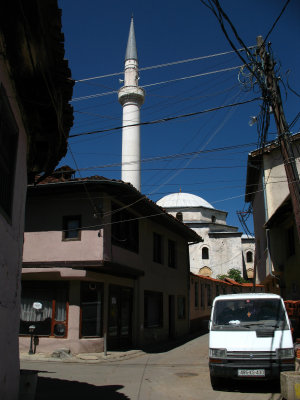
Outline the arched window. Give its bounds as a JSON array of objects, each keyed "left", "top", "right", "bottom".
[
  {"left": 246, "top": 251, "right": 253, "bottom": 263},
  {"left": 199, "top": 266, "right": 212, "bottom": 277},
  {"left": 202, "top": 247, "right": 209, "bottom": 259},
  {"left": 176, "top": 212, "right": 183, "bottom": 222}
]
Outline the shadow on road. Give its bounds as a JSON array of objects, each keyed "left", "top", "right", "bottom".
[
  {"left": 35, "top": 377, "right": 129, "bottom": 400},
  {"left": 139, "top": 329, "right": 209, "bottom": 354},
  {"left": 213, "top": 379, "right": 281, "bottom": 394}
]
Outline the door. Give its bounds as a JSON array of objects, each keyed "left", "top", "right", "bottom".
[
  {"left": 108, "top": 285, "right": 133, "bottom": 350},
  {"left": 169, "top": 295, "right": 175, "bottom": 338}
]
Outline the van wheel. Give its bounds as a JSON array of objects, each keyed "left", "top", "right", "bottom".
[{"left": 210, "top": 374, "right": 224, "bottom": 390}]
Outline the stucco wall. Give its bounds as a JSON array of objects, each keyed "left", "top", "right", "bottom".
[
  {"left": 111, "top": 216, "right": 190, "bottom": 343},
  {"left": 23, "top": 193, "right": 104, "bottom": 262},
  {"left": 0, "top": 58, "right": 28, "bottom": 400},
  {"left": 189, "top": 225, "right": 243, "bottom": 278},
  {"left": 263, "top": 144, "right": 300, "bottom": 218}
]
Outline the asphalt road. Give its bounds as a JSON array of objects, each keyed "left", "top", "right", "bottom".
[{"left": 21, "top": 333, "right": 282, "bottom": 400}]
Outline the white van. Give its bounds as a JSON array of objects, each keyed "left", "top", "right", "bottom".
[{"left": 209, "top": 293, "right": 294, "bottom": 388}]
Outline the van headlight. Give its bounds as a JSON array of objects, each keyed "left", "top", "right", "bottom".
[
  {"left": 277, "top": 348, "right": 294, "bottom": 359},
  {"left": 209, "top": 348, "right": 227, "bottom": 359}
]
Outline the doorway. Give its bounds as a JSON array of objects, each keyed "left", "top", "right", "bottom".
[{"left": 108, "top": 285, "right": 133, "bottom": 350}]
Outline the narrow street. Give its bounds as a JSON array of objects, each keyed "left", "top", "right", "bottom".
[{"left": 21, "top": 333, "right": 282, "bottom": 400}]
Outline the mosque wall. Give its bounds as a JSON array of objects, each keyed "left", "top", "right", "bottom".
[{"left": 156, "top": 192, "right": 252, "bottom": 281}]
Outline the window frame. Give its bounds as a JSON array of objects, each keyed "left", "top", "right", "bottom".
[
  {"left": 144, "top": 290, "right": 163, "bottom": 328},
  {"left": 153, "top": 232, "right": 163, "bottom": 264},
  {"left": 177, "top": 295, "right": 186, "bottom": 319},
  {"left": 19, "top": 281, "right": 69, "bottom": 338},
  {"left": 62, "top": 215, "right": 82, "bottom": 241},
  {"left": 111, "top": 201, "right": 139, "bottom": 253},
  {"left": 246, "top": 251, "right": 253, "bottom": 263},
  {"left": 167, "top": 239, "right": 176, "bottom": 268},
  {"left": 202, "top": 246, "right": 209, "bottom": 260},
  {"left": 80, "top": 282, "right": 103, "bottom": 338}
]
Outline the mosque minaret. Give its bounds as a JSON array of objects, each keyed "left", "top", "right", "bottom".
[{"left": 118, "top": 17, "right": 145, "bottom": 191}]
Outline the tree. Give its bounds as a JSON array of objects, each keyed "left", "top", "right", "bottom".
[{"left": 217, "top": 268, "right": 248, "bottom": 283}]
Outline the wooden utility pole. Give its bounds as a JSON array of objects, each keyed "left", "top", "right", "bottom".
[{"left": 257, "top": 35, "right": 300, "bottom": 242}]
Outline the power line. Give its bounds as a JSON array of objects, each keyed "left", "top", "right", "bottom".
[
  {"left": 263, "top": 0, "right": 290, "bottom": 44},
  {"left": 74, "top": 47, "right": 255, "bottom": 83},
  {"left": 69, "top": 97, "right": 260, "bottom": 138},
  {"left": 71, "top": 65, "right": 243, "bottom": 102},
  {"left": 28, "top": 178, "right": 300, "bottom": 235},
  {"left": 74, "top": 142, "right": 257, "bottom": 171},
  {"left": 142, "top": 65, "right": 243, "bottom": 89}
]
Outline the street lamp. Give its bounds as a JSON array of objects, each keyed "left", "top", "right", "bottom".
[{"left": 28, "top": 325, "right": 36, "bottom": 354}]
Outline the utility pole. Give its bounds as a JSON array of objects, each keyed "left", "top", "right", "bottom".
[{"left": 257, "top": 35, "right": 300, "bottom": 242}]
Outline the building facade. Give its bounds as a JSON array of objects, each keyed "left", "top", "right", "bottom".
[
  {"left": 157, "top": 192, "right": 255, "bottom": 279},
  {"left": 0, "top": 2, "right": 73, "bottom": 398},
  {"left": 20, "top": 172, "right": 202, "bottom": 354},
  {"left": 245, "top": 133, "right": 300, "bottom": 298},
  {"left": 189, "top": 273, "right": 264, "bottom": 332}
]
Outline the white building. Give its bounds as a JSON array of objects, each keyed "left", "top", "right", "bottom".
[{"left": 157, "top": 192, "right": 255, "bottom": 279}]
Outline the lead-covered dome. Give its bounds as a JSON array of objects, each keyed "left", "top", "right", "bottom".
[{"left": 157, "top": 192, "right": 214, "bottom": 209}]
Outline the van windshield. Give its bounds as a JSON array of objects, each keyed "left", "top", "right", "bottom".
[{"left": 212, "top": 298, "right": 289, "bottom": 330}]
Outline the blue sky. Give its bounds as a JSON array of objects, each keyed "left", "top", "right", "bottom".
[{"left": 58, "top": 0, "right": 300, "bottom": 233}]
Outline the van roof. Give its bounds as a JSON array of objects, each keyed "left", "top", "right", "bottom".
[{"left": 213, "top": 293, "right": 281, "bottom": 302}]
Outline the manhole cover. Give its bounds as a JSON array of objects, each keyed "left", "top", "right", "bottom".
[{"left": 175, "top": 372, "right": 198, "bottom": 378}]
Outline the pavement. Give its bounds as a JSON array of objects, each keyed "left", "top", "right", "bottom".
[
  {"left": 20, "top": 348, "right": 145, "bottom": 364},
  {"left": 20, "top": 331, "right": 206, "bottom": 364}
]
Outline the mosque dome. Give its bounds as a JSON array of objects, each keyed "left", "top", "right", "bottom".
[{"left": 157, "top": 192, "right": 214, "bottom": 209}]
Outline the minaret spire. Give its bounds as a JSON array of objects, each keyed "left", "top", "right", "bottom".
[
  {"left": 118, "top": 18, "right": 145, "bottom": 191},
  {"left": 125, "top": 16, "right": 138, "bottom": 61}
]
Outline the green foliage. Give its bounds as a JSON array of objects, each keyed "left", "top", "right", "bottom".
[{"left": 217, "top": 268, "right": 248, "bottom": 283}]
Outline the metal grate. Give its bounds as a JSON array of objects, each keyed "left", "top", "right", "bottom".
[{"left": 226, "top": 351, "right": 276, "bottom": 360}]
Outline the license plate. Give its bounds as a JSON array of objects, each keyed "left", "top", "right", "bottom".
[{"left": 238, "top": 369, "right": 265, "bottom": 377}]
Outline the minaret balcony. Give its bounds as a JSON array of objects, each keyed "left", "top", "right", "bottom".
[{"left": 118, "top": 86, "right": 145, "bottom": 106}]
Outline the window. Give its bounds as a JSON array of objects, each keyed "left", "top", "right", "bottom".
[
  {"left": 202, "top": 247, "right": 209, "bottom": 259},
  {"left": 287, "top": 226, "right": 295, "bottom": 257},
  {"left": 246, "top": 251, "right": 253, "bottom": 263},
  {"left": 168, "top": 239, "right": 176, "bottom": 268},
  {"left": 199, "top": 266, "right": 212, "bottom": 277},
  {"left": 211, "top": 215, "right": 216, "bottom": 223},
  {"left": 177, "top": 296, "right": 186, "bottom": 319},
  {"left": 153, "top": 232, "right": 163, "bottom": 264},
  {"left": 81, "top": 282, "right": 103, "bottom": 337},
  {"left": 194, "top": 281, "right": 199, "bottom": 308},
  {"left": 0, "top": 84, "right": 19, "bottom": 222},
  {"left": 176, "top": 212, "right": 183, "bottom": 222},
  {"left": 205, "top": 284, "right": 212, "bottom": 307},
  {"left": 200, "top": 284, "right": 204, "bottom": 307},
  {"left": 62, "top": 215, "right": 81, "bottom": 241},
  {"left": 20, "top": 282, "right": 68, "bottom": 337},
  {"left": 111, "top": 201, "right": 139, "bottom": 253},
  {"left": 144, "top": 291, "right": 163, "bottom": 328}
]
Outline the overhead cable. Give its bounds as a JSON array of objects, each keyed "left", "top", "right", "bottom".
[
  {"left": 71, "top": 65, "right": 243, "bottom": 102},
  {"left": 74, "top": 142, "right": 257, "bottom": 171},
  {"left": 74, "top": 47, "right": 255, "bottom": 83},
  {"left": 69, "top": 97, "right": 260, "bottom": 138}
]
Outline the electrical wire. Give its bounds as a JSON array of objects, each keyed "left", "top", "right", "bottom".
[
  {"left": 263, "top": 0, "right": 290, "bottom": 44},
  {"left": 74, "top": 47, "right": 255, "bottom": 83},
  {"left": 69, "top": 97, "right": 260, "bottom": 138},
  {"left": 71, "top": 65, "right": 243, "bottom": 102}
]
